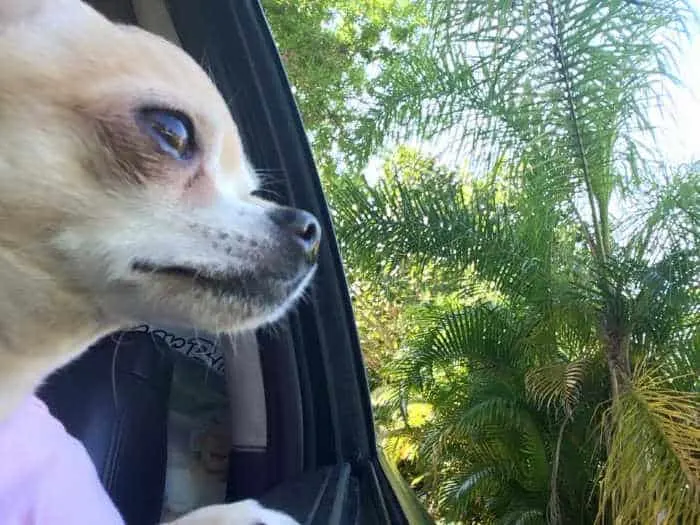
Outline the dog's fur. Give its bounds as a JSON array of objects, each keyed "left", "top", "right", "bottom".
[{"left": 0, "top": 0, "right": 318, "bottom": 523}]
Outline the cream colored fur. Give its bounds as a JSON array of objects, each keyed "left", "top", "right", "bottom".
[{"left": 0, "top": 0, "right": 314, "bottom": 523}]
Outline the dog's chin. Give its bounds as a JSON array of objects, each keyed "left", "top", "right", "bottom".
[{"left": 106, "top": 262, "right": 316, "bottom": 333}]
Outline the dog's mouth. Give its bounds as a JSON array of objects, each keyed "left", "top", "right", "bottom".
[
  {"left": 132, "top": 261, "right": 253, "bottom": 292},
  {"left": 133, "top": 261, "right": 210, "bottom": 281},
  {"left": 131, "top": 261, "right": 309, "bottom": 297}
]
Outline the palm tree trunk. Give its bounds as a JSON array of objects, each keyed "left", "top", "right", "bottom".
[
  {"left": 548, "top": 413, "right": 571, "bottom": 525},
  {"left": 604, "top": 328, "right": 632, "bottom": 402}
]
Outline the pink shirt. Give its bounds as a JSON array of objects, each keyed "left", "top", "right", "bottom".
[{"left": 0, "top": 396, "right": 124, "bottom": 524}]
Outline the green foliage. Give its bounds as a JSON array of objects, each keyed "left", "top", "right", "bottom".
[
  {"left": 360, "top": 0, "right": 693, "bottom": 172},
  {"left": 261, "top": 0, "right": 425, "bottom": 177},
  {"left": 334, "top": 149, "right": 699, "bottom": 522},
  {"left": 377, "top": 298, "right": 604, "bottom": 523},
  {"left": 343, "top": 151, "right": 604, "bottom": 522},
  {"left": 262, "top": 0, "right": 700, "bottom": 522},
  {"left": 355, "top": 0, "right": 696, "bottom": 272}
]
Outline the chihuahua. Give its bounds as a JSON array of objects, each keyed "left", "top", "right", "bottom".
[{"left": 0, "top": 0, "right": 319, "bottom": 523}]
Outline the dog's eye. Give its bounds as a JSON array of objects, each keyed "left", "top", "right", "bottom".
[{"left": 140, "top": 108, "right": 195, "bottom": 160}]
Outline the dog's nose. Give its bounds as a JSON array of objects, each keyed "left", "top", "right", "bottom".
[{"left": 269, "top": 206, "right": 321, "bottom": 263}]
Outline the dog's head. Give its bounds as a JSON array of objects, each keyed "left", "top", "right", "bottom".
[{"left": 0, "top": 0, "right": 320, "bottom": 334}]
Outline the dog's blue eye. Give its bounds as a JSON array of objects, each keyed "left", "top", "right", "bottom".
[{"left": 140, "top": 108, "right": 195, "bottom": 160}]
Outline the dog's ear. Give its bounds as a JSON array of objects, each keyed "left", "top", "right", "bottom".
[{"left": 0, "top": 0, "right": 79, "bottom": 26}]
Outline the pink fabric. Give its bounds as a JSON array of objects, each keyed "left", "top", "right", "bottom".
[{"left": 0, "top": 396, "right": 124, "bottom": 524}]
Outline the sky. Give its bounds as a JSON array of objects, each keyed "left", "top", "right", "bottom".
[{"left": 654, "top": 4, "right": 700, "bottom": 166}]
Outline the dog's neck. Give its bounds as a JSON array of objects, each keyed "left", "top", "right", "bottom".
[{"left": 0, "top": 249, "right": 112, "bottom": 421}]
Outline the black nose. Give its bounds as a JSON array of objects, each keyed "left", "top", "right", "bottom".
[{"left": 268, "top": 206, "right": 321, "bottom": 263}]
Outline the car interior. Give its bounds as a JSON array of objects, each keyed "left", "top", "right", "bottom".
[{"left": 35, "top": 1, "right": 431, "bottom": 524}]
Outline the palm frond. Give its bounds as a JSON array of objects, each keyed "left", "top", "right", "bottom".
[
  {"left": 598, "top": 366, "right": 700, "bottom": 524},
  {"left": 330, "top": 166, "right": 566, "bottom": 306},
  {"left": 620, "top": 161, "right": 700, "bottom": 259},
  {"left": 525, "top": 360, "right": 589, "bottom": 416},
  {"left": 394, "top": 302, "right": 532, "bottom": 391},
  {"left": 356, "top": 0, "right": 695, "bottom": 261},
  {"left": 455, "top": 466, "right": 503, "bottom": 504},
  {"left": 498, "top": 508, "right": 546, "bottom": 525},
  {"left": 455, "top": 400, "right": 550, "bottom": 492}
]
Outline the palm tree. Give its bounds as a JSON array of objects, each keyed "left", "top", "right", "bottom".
[
  {"left": 382, "top": 298, "right": 606, "bottom": 524},
  {"left": 328, "top": 0, "right": 700, "bottom": 522}
]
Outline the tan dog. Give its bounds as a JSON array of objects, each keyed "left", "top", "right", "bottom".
[{"left": 0, "top": 0, "right": 319, "bottom": 523}]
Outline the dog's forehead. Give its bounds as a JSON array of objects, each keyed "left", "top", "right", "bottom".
[
  {"left": 0, "top": 3, "right": 255, "bottom": 191},
  {"left": 53, "top": 20, "right": 248, "bottom": 183}
]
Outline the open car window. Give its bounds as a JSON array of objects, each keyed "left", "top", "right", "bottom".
[{"left": 161, "top": 1, "right": 382, "bottom": 521}]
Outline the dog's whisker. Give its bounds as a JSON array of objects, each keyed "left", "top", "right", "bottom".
[
  {"left": 252, "top": 169, "right": 287, "bottom": 199},
  {"left": 223, "top": 88, "right": 243, "bottom": 110},
  {"left": 199, "top": 49, "right": 214, "bottom": 82}
]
